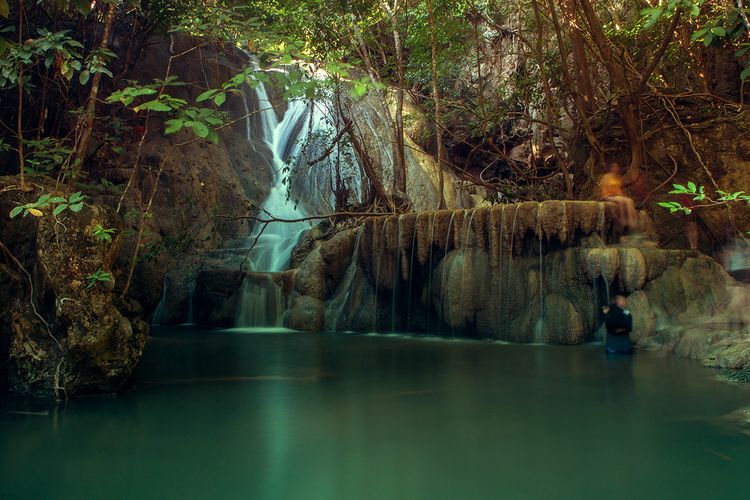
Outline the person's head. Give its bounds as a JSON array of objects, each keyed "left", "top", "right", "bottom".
[
  {"left": 613, "top": 294, "right": 628, "bottom": 308},
  {"left": 608, "top": 162, "right": 622, "bottom": 175}
]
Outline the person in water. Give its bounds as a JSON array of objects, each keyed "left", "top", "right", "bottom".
[
  {"left": 602, "top": 294, "right": 634, "bottom": 354},
  {"left": 599, "top": 162, "right": 639, "bottom": 231}
]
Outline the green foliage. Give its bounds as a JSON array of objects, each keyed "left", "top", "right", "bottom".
[
  {"left": 86, "top": 269, "right": 111, "bottom": 288},
  {"left": 9, "top": 192, "right": 85, "bottom": 219},
  {"left": 717, "top": 190, "right": 750, "bottom": 203},
  {"left": 79, "top": 46, "right": 117, "bottom": 85},
  {"left": 52, "top": 191, "right": 86, "bottom": 216},
  {"left": 0, "top": 29, "right": 84, "bottom": 88},
  {"left": 670, "top": 181, "right": 705, "bottom": 198},
  {"left": 92, "top": 224, "right": 116, "bottom": 243},
  {"left": 641, "top": 0, "right": 703, "bottom": 29},
  {"left": 24, "top": 138, "right": 74, "bottom": 175},
  {"left": 658, "top": 182, "right": 750, "bottom": 216},
  {"left": 657, "top": 201, "right": 692, "bottom": 214},
  {"left": 107, "top": 76, "right": 227, "bottom": 143}
]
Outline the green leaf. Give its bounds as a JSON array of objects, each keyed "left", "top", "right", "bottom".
[
  {"left": 691, "top": 28, "right": 708, "bottom": 42},
  {"left": 741, "top": 66, "right": 750, "bottom": 81},
  {"left": 641, "top": 7, "right": 663, "bottom": 29},
  {"left": 214, "top": 93, "right": 226, "bottom": 106},
  {"left": 135, "top": 100, "right": 172, "bottom": 113},
  {"left": 351, "top": 81, "right": 368, "bottom": 99},
  {"left": 186, "top": 121, "right": 210, "bottom": 138},
  {"left": 687, "top": 181, "right": 697, "bottom": 192},
  {"left": 710, "top": 27, "right": 726, "bottom": 37},
  {"left": 69, "top": 202, "right": 83, "bottom": 212},
  {"left": 207, "top": 130, "right": 219, "bottom": 145},
  {"left": 703, "top": 33, "right": 714, "bottom": 46},
  {"left": 9, "top": 206, "right": 23, "bottom": 218},
  {"left": 79, "top": 70, "right": 90, "bottom": 85},
  {"left": 52, "top": 204, "right": 67, "bottom": 216},
  {"left": 164, "top": 119, "right": 184, "bottom": 134},
  {"left": 49, "top": 197, "right": 67, "bottom": 203},
  {"left": 196, "top": 89, "right": 215, "bottom": 102}
]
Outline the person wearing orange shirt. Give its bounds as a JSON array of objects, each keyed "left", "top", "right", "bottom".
[{"left": 599, "top": 162, "right": 639, "bottom": 231}]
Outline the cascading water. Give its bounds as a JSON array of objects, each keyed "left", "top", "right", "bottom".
[
  {"left": 325, "top": 227, "right": 364, "bottom": 331},
  {"left": 244, "top": 98, "right": 310, "bottom": 274},
  {"left": 235, "top": 63, "right": 362, "bottom": 327},
  {"left": 235, "top": 71, "right": 312, "bottom": 327},
  {"left": 534, "top": 203, "right": 545, "bottom": 343}
]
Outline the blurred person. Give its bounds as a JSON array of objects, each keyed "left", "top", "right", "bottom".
[
  {"left": 599, "top": 162, "right": 639, "bottom": 231},
  {"left": 602, "top": 294, "right": 634, "bottom": 355}
]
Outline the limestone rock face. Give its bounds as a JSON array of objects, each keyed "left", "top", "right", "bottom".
[
  {"left": 543, "top": 294, "right": 585, "bottom": 345},
  {"left": 338, "top": 90, "right": 467, "bottom": 211},
  {"left": 111, "top": 35, "right": 273, "bottom": 320},
  {"left": 286, "top": 247, "right": 328, "bottom": 331},
  {"left": 618, "top": 248, "right": 647, "bottom": 293},
  {"left": 0, "top": 187, "right": 147, "bottom": 398},
  {"left": 281, "top": 202, "right": 750, "bottom": 367},
  {"left": 286, "top": 295, "right": 325, "bottom": 332},
  {"left": 643, "top": 112, "right": 750, "bottom": 254}
]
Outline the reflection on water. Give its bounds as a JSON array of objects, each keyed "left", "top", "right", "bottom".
[{"left": 2, "top": 328, "right": 750, "bottom": 500}]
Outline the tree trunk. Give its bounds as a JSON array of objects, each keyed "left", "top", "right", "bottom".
[
  {"left": 426, "top": 0, "right": 446, "bottom": 209},
  {"left": 73, "top": 2, "right": 117, "bottom": 182},
  {"left": 388, "top": 0, "right": 408, "bottom": 199},
  {"left": 17, "top": 0, "right": 25, "bottom": 188},
  {"left": 559, "top": 0, "right": 596, "bottom": 115},
  {"left": 546, "top": 0, "right": 603, "bottom": 167},
  {"left": 531, "top": 0, "right": 573, "bottom": 198}
]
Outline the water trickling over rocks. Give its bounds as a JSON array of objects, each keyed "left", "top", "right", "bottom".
[{"left": 284, "top": 202, "right": 748, "bottom": 355}]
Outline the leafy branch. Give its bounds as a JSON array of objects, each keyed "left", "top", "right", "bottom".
[{"left": 9, "top": 191, "right": 85, "bottom": 218}]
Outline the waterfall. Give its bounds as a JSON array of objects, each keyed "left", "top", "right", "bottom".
[
  {"left": 534, "top": 203, "right": 545, "bottom": 343},
  {"left": 152, "top": 275, "right": 168, "bottom": 326},
  {"left": 235, "top": 275, "right": 285, "bottom": 327},
  {"left": 234, "top": 61, "right": 366, "bottom": 327},
  {"left": 234, "top": 65, "right": 312, "bottom": 327},
  {"left": 372, "top": 220, "right": 388, "bottom": 331},
  {"left": 325, "top": 227, "right": 364, "bottom": 331},
  {"left": 184, "top": 277, "right": 196, "bottom": 326},
  {"left": 406, "top": 214, "right": 419, "bottom": 332},
  {"left": 244, "top": 96, "right": 310, "bottom": 273},
  {"left": 390, "top": 215, "right": 402, "bottom": 333}
]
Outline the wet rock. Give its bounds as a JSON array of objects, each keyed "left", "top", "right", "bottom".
[
  {"left": 704, "top": 340, "right": 750, "bottom": 370},
  {"left": 113, "top": 35, "right": 273, "bottom": 317},
  {"left": 286, "top": 295, "right": 325, "bottom": 331},
  {"left": 319, "top": 227, "right": 357, "bottom": 286},
  {"left": 543, "top": 294, "right": 586, "bottom": 344},
  {"left": 627, "top": 291, "right": 657, "bottom": 342},
  {"left": 617, "top": 248, "right": 647, "bottom": 293},
  {"left": 1, "top": 186, "right": 148, "bottom": 398},
  {"left": 192, "top": 268, "right": 246, "bottom": 327}
]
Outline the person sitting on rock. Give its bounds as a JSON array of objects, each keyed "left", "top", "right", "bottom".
[
  {"left": 602, "top": 294, "right": 634, "bottom": 355},
  {"left": 600, "top": 162, "right": 639, "bottom": 232}
]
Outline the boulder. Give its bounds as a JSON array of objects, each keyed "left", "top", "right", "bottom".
[{"left": 1, "top": 185, "right": 147, "bottom": 398}]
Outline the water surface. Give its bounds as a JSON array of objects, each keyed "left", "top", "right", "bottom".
[{"left": 1, "top": 328, "right": 749, "bottom": 500}]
